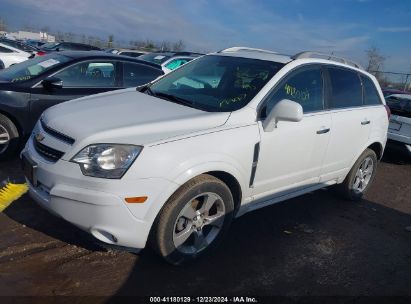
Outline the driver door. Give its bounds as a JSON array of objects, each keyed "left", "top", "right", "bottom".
[
  {"left": 252, "top": 65, "right": 331, "bottom": 200},
  {"left": 29, "top": 60, "right": 121, "bottom": 127}
]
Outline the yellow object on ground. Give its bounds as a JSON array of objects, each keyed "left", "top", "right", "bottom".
[{"left": 0, "top": 183, "right": 28, "bottom": 212}]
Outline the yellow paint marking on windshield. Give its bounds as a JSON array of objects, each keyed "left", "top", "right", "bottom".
[
  {"left": 11, "top": 76, "right": 32, "bottom": 82},
  {"left": 219, "top": 93, "right": 247, "bottom": 108}
]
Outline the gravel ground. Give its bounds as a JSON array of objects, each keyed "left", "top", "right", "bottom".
[{"left": 0, "top": 149, "right": 410, "bottom": 300}]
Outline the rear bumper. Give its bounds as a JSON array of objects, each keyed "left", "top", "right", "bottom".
[{"left": 387, "top": 131, "right": 411, "bottom": 145}]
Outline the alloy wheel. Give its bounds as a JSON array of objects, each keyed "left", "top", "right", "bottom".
[
  {"left": 173, "top": 192, "right": 226, "bottom": 255},
  {"left": 0, "top": 124, "right": 10, "bottom": 154},
  {"left": 353, "top": 156, "right": 374, "bottom": 193}
]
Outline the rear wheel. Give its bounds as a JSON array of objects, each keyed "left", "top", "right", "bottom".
[
  {"left": 0, "top": 113, "right": 20, "bottom": 160},
  {"left": 336, "top": 148, "right": 378, "bottom": 201},
  {"left": 150, "top": 174, "right": 234, "bottom": 265}
]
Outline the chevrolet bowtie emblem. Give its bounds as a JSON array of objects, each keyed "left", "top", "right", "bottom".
[{"left": 35, "top": 133, "right": 45, "bottom": 142}]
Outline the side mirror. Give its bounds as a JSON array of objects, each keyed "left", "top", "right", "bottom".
[
  {"left": 42, "top": 77, "right": 63, "bottom": 91},
  {"left": 262, "top": 99, "right": 303, "bottom": 132}
]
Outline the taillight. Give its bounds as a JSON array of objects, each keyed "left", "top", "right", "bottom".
[
  {"left": 384, "top": 105, "right": 391, "bottom": 119},
  {"left": 36, "top": 51, "right": 46, "bottom": 56}
]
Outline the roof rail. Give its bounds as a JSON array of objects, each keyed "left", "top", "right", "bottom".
[
  {"left": 292, "top": 51, "right": 364, "bottom": 70},
  {"left": 219, "top": 47, "right": 278, "bottom": 55}
]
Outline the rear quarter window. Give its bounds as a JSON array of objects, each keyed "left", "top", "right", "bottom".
[
  {"left": 361, "top": 75, "right": 382, "bottom": 105},
  {"left": 328, "top": 67, "right": 363, "bottom": 109}
]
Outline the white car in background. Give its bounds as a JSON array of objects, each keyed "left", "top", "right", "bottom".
[
  {"left": 22, "top": 47, "right": 389, "bottom": 265},
  {"left": 0, "top": 43, "right": 31, "bottom": 68},
  {"left": 386, "top": 94, "right": 411, "bottom": 155},
  {"left": 139, "top": 51, "right": 203, "bottom": 73}
]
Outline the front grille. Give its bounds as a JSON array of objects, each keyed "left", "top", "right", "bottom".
[
  {"left": 41, "top": 119, "right": 75, "bottom": 145},
  {"left": 33, "top": 137, "right": 64, "bottom": 162}
]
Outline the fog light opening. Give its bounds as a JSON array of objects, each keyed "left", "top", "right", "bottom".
[{"left": 92, "top": 229, "right": 118, "bottom": 244}]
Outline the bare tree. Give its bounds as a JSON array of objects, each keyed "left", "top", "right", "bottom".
[
  {"left": 107, "top": 34, "right": 114, "bottom": 48},
  {"left": 0, "top": 18, "right": 7, "bottom": 32},
  {"left": 365, "top": 47, "right": 386, "bottom": 82},
  {"left": 159, "top": 40, "right": 171, "bottom": 51},
  {"left": 172, "top": 39, "right": 185, "bottom": 51}
]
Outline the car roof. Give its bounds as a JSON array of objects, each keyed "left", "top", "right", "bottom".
[
  {"left": 215, "top": 47, "right": 292, "bottom": 64},
  {"left": 54, "top": 51, "right": 163, "bottom": 70},
  {"left": 215, "top": 46, "right": 365, "bottom": 71},
  {"left": 150, "top": 51, "right": 204, "bottom": 57}
]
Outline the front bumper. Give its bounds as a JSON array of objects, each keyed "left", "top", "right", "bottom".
[{"left": 23, "top": 138, "right": 179, "bottom": 249}]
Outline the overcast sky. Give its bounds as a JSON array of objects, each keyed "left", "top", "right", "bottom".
[{"left": 2, "top": 0, "right": 411, "bottom": 74}]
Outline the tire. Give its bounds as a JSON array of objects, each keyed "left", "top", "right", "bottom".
[
  {"left": 336, "top": 148, "right": 378, "bottom": 201},
  {"left": 149, "top": 174, "right": 235, "bottom": 265},
  {"left": 0, "top": 113, "right": 20, "bottom": 160}
]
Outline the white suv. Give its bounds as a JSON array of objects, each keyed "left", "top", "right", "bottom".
[{"left": 22, "top": 47, "right": 389, "bottom": 265}]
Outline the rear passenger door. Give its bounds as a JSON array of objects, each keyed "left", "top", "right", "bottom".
[{"left": 320, "top": 66, "right": 371, "bottom": 182}]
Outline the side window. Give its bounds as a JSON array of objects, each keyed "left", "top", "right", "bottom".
[
  {"left": 0, "top": 45, "right": 14, "bottom": 53},
  {"left": 361, "top": 75, "right": 382, "bottom": 105},
  {"left": 123, "top": 62, "right": 163, "bottom": 87},
  {"left": 54, "top": 61, "right": 118, "bottom": 87},
  {"left": 264, "top": 66, "right": 324, "bottom": 116},
  {"left": 165, "top": 58, "right": 190, "bottom": 71},
  {"left": 328, "top": 67, "right": 362, "bottom": 108}
]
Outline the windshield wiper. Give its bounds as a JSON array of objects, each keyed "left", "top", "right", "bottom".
[
  {"left": 154, "top": 92, "right": 195, "bottom": 108},
  {"left": 145, "top": 86, "right": 156, "bottom": 96}
]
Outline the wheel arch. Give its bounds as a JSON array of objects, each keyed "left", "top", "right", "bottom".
[
  {"left": 0, "top": 109, "right": 23, "bottom": 138},
  {"left": 367, "top": 142, "right": 384, "bottom": 160},
  {"left": 204, "top": 170, "right": 243, "bottom": 215}
]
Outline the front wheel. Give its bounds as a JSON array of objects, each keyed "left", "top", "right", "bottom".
[
  {"left": 149, "top": 174, "right": 234, "bottom": 265},
  {"left": 336, "top": 148, "right": 378, "bottom": 201}
]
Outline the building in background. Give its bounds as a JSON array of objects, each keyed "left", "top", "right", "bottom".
[{"left": 7, "top": 30, "right": 55, "bottom": 42}]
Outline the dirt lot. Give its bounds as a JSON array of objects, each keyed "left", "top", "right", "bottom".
[{"left": 0, "top": 149, "right": 410, "bottom": 299}]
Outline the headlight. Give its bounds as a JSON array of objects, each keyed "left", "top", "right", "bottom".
[{"left": 71, "top": 144, "right": 142, "bottom": 178}]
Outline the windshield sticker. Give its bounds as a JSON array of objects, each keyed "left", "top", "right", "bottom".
[
  {"left": 38, "top": 59, "right": 60, "bottom": 68},
  {"left": 11, "top": 76, "right": 32, "bottom": 82},
  {"left": 154, "top": 55, "right": 166, "bottom": 60},
  {"left": 284, "top": 84, "right": 310, "bottom": 102},
  {"left": 219, "top": 93, "right": 247, "bottom": 108}
]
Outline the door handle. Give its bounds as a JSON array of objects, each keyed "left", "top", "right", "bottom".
[
  {"left": 361, "top": 120, "right": 370, "bottom": 125},
  {"left": 316, "top": 128, "right": 330, "bottom": 134}
]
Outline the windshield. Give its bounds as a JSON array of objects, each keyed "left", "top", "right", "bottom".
[
  {"left": 386, "top": 95, "right": 411, "bottom": 118},
  {"left": 0, "top": 53, "right": 71, "bottom": 82},
  {"left": 42, "top": 42, "right": 59, "bottom": 50},
  {"left": 139, "top": 53, "right": 171, "bottom": 64},
  {"left": 149, "top": 55, "right": 284, "bottom": 112}
]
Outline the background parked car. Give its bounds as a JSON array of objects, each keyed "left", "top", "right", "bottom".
[
  {"left": 0, "top": 38, "right": 41, "bottom": 56},
  {"left": 24, "top": 39, "right": 46, "bottom": 49},
  {"left": 0, "top": 43, "right": 32, "bottom": 68},
  {"left": 386, "top": 94, "right": 411, "bottom": 155},
  {"left": 40, "top": 42, "right": 101, "bottom": 52},
  {"left": 0, "top": 51, "right": 164, "bottom": 158},
  {"left": 139, "top": 51, "right": 203, "bottom": 73},
  {"left": 382, "top": 88, "right": 410, "bottom": 97},
  {"left": 107, "top": 48, "right": 149, "bottom": 58}
]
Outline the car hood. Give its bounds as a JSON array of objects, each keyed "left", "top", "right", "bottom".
[{"left": 42, "top": 88, "right": 230, "bottom": 149}]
